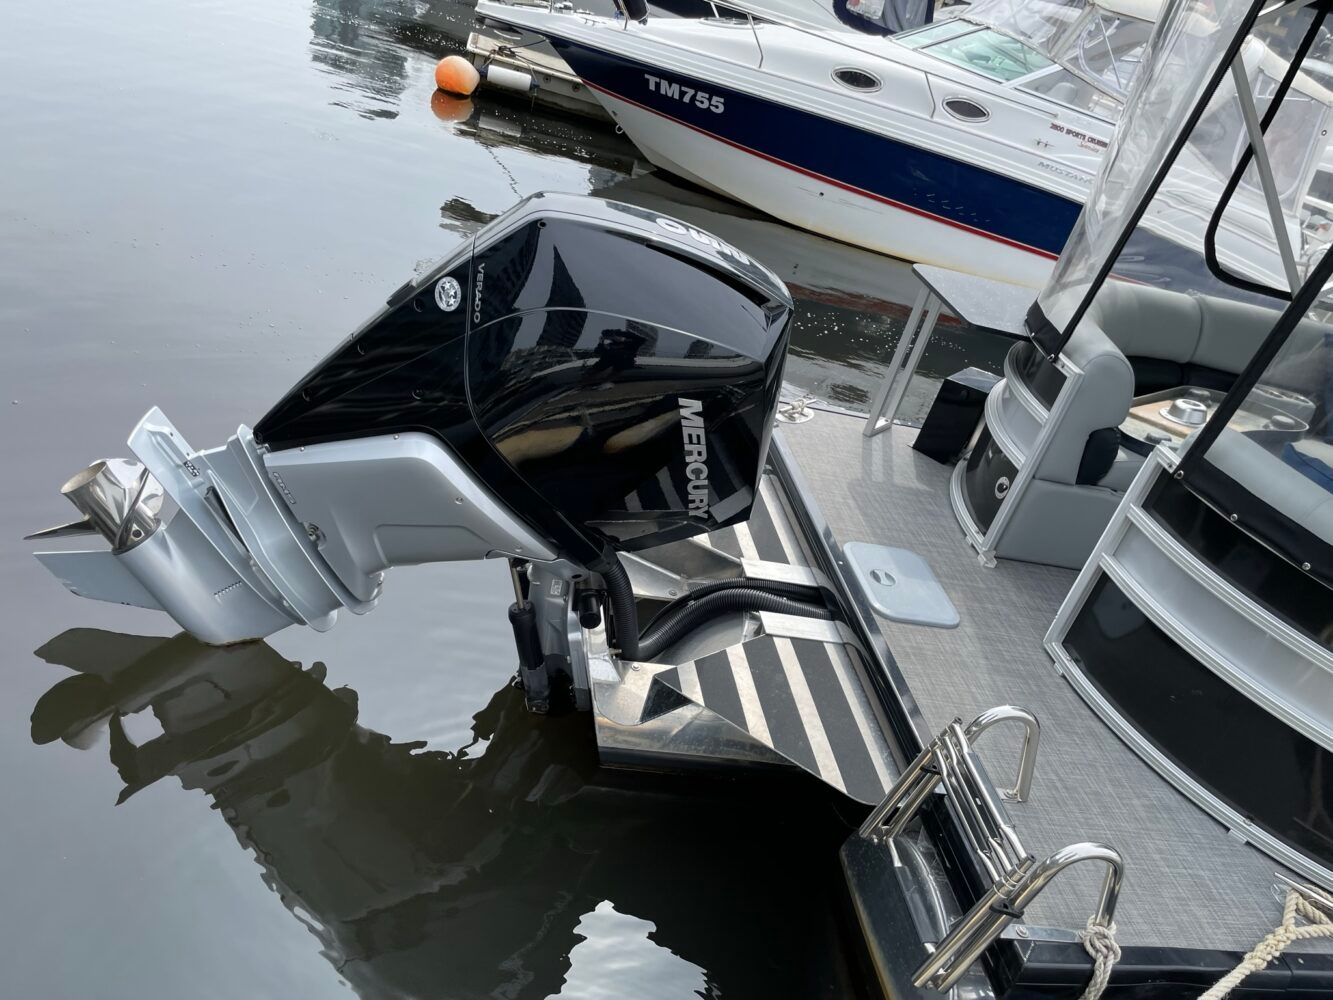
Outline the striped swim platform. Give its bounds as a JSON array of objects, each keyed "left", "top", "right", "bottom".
[{"left": 609, "top": 471, "right": 899, "bottom": 805}]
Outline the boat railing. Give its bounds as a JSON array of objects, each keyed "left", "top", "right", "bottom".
[
  {"left": 698, "top": 0, "right": 925, "bottom": 67},
  {"left": 527, "top": 0, "right": 1140, "bottom": 111},
  {"left": 575, "top": 0, "right": 910, "bottom": 66},
  {"left": 859, "top": 705, "right": 1125, "bottom": 992}
]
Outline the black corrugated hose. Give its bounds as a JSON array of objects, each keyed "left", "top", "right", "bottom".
[
  {"left": 597, "top": 553, "right": 832, "bottom": 663},
  {"left": 638, "top": 576, "right": 826, "bottom": 634}
]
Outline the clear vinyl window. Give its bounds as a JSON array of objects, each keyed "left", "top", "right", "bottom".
[
  {"left": 1196, "top": 271, "right": 1333, "bottom": 558},
  {"left": 1037, "top": 0, "right": 1333, "bottom": 345}
]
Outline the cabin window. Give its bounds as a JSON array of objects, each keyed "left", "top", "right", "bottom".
[
  {"left": 1019, "top": 66, "right": 1121, "bottom": 120},
  {"left": 833, "top": 67, "right": 882, "bottom": 91},
  {"left": 895, "top": 18, "right": 977, "bottom": 49},
  {"left": 942, "top": 96, "right": 990, "bottom": 121}
]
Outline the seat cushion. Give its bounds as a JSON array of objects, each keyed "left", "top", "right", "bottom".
[
  {"left": 1128, "top": 356, "right": 1186, "bottom": 395},
  {"left": 1089, "top": 281, "right": 1202, "bottom": 365},
  {"left": 1193, "top": 296, "right": 1285, "bottom": 375}
]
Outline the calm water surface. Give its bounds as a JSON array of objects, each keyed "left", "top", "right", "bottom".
[{"left": 0, "top": 1, "right": 999, "bottom": 995}]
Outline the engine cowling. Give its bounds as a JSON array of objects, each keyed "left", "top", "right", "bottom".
[{"left": 256, "top": 192, "right": 794, "bottom": 561}]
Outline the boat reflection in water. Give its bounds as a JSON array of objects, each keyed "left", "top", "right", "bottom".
[{"left": 29, "top": 631, "right": 857, "bottom": 999}]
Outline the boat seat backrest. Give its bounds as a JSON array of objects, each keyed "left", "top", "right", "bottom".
[
  {"left": 1046, "top": 80, "right": 1081, "bottom": 104},
  {"left": 1193, "top": 295, "right": 1286, "bottom": 376},
  {"left": 1033, "top": 318, "right": 1135, "bottom": 486},
  {"left": 1194, "top": 294, "right": 1330, "bottom": 396},
  {"left": 1036, "top": 283, "right": 1333, "bottom": 491},
  {"left": 1089, "top": 281, "right": 1202, "bottom": 365},
  {"left": 1088, "top": 281, "right": 1327, "bottom": 385}
]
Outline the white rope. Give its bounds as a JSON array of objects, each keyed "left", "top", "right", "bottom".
[
  {"left": 1200, "top": 890, "right": 1333, "bottom": 1000},
  {"left": 1079, "top": 917, "right": 1121, "bottom": 1000}
]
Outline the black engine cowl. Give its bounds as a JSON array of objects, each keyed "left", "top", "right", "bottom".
[{"left": 255, "top": 193, "right": 794, "bottom": 562}]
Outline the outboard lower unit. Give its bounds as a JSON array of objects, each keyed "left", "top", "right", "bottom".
[{"left": 29, "top": 193, "right": 798, "bottom": 678}]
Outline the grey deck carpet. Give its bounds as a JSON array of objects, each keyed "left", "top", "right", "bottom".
[{"left": 781, "top": 407, "right": 1324, "bottom": 953}]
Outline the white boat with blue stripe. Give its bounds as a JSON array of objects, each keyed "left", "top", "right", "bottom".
[{"left": 475, "top": 0, "right": 1160, "bottom": 285}]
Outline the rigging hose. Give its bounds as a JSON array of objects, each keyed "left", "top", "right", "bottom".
[
  {"left": 639, "top": 576, "right": 824, "bottom": 634},
  {"left": 598, "top": 554, "right": 833, "bottom": 663}
]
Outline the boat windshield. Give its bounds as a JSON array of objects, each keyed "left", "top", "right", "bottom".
[
  {"left": 898, "top": 0, "right": 1157, "bottom": 116},
  {"left": 897, "top": 21, "right": 1054, "bottom": 80}
]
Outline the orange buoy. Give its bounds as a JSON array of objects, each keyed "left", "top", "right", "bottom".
[
  {"left": 434, "top": 55, "right": 481, "bottom": 97},
  {"left": 430, "top": 90, "right": 474, "bottom": 123}
]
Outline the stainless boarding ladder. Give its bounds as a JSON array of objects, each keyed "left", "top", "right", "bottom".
[{"left": 860, "top": 706, "right": 1125, "bottom": 992}]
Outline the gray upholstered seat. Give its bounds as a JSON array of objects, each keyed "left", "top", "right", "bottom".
[
  {"left": 985, "top": 283, "right": 1323, "bottom": 568},
  {"left": 1035, "top": 315, "right": 1135, "bottom": 490},
  {"left": 1067, "top": 283, "right": 1325, "bottom": 494},
  {"left": 1089, "top": 282, "right": 1327, "bottom": 391}
]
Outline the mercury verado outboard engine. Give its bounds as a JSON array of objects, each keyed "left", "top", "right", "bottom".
[{"left": 29, "top": 194, "right": 817, "bottom": 702}]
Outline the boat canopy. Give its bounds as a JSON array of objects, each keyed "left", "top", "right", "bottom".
[
  {"left": 896, "top": 0, "right": 1160, "bottom": 117},
  {"left": 1029, "top": 0, "right": 1333, "bottom": 588},
  {"left": 1035, "top": 0, "right": 1333, "bottom": 334},
  {"left": 836, "top": 0, "right": 934, "bottom": 34}
]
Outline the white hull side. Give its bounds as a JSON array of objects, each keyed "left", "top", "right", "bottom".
[{"left": 596, "top": 91, "right": 1056, "bottom": 288}]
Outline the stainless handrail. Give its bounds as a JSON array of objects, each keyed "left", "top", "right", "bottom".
[
  {"left": 948, "top": 721, "right": 1027, "bottom": 865},
  {"left": 511, "top": 0, "right": 1130, "bottom": 112},
  {"left": 1012, "top": 842, "right": 1124, "bottom": 927},
  {"left": 859, "top": 705, "right": 1123, "bottom": 994},
  {"left": 914, "top": 855, "right": 1036, "bottom": 991},
  {"left": 936, "top": 737, "right": 1007, "bottom": 880},
  {"left": 963, "top": 704, "right": 1040, "bottom": 801},
  {"left": 860, "top": 706, "right": 1035, "bottom": 866},
  {"left": 914, "top": 843, "right": 1125, "bottom": 991},
  {"left": 531, "top": 0, "right": 897, "bottom": 69}
]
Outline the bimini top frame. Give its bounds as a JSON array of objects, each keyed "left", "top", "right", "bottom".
[
  {"left": 1026, "top": 0, "right": 1333, "bottom": 355},
  {"left": 1023, "top": 0, "right": 1333, "bottom": 889}
]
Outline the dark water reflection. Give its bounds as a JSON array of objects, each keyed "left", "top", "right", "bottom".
[
  {"left": 30, "top": 631, "right": 857, "bottom": 999},
  {"left": 0, "top": 0, "right": 1003, "bottom": 994}
]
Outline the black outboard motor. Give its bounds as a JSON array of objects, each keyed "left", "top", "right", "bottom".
[
  {"left": 257, "top": 192, "right": 792, "bottom": 563},
  {"left": 29, "top": 194, "right": 796, "bottom": 649}
]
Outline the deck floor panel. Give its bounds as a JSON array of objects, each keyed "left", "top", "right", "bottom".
[{"left": 781, "top": 408, "right": 1326, "bottom": 953}]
